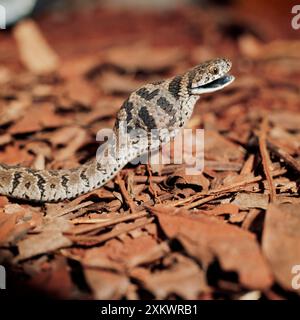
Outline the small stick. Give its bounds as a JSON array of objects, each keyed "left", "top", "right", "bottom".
[
  {"left": 67, "top": 217, "right": 154, "bottom": 246},
  {"left": 171, "top": 168, "right": 286, "bottom": 208},
  {"left": 53, "top": 201, "right": 94, "bottom": 218},
  {"left": 116, "top": 172, "right": 136, "bottom": 213},
  {"left": 66, "top": 210, "right": 149, "bottom": 235},
  {"left": 146, "top": 163, "right": 161, "bottom": 204},
  {"left": 184, "top": 193, "right": 228, "bottom": 210},
  {"left": 258, "top": 116, "right": 276, "bottom": 202}
]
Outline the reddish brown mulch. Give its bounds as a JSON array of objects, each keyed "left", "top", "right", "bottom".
[{"left": 0, "top": 2, "right": 299, "bottom": 300}]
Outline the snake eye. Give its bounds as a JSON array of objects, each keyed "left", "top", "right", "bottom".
[{"left": 211, "top": 66, "right": 219, "bottom": 75}]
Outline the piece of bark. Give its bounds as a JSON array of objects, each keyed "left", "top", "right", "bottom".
[
  {"left": 151, "top": 206, "right": 273, "bottom": 290},
  {"left": 82, "top": 234, "right": 160, "bottom": 271},
  {"left": 262, "top": 203, "right": 300, "bottom": 294},
  {"left": 16, "top": 218, "right": 72, "bottom": 261},
  {"left": 131, "top": 254, "right": 208, "bottom": 299},
  {"left": 232, "top": 192, "right": 269, "bottom": 210},
  {"left": 84, "top": 268, "right": 130, "bottom": 300}
]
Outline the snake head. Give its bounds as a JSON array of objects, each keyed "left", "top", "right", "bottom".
[{"left": 187, "top": 58, "right": 234, "bottom": 95}]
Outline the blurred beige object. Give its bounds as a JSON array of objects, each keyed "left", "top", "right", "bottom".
[
  {"left": 13, "top": 19, "right": 59, "bottom": 74},
  {"left": 239, "top": 291, "right": 261, "bottom": 300},
  {"left": 239, "top": 35, "right": 300, "bottom": 60}
]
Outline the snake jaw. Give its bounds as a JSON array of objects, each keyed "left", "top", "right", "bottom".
[
  {"left": 186, "top": 58, "right": 234, "bottom": 95},
  {"left": 190, "top": 74, "right": 235, "bottom": 95}
]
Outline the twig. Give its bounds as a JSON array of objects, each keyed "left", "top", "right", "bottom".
[
  {"left": 116, "top": 172, "right": 136, "bottom": 213},
  {"left": 258, "top": 116, "right": 276, "bottom": 202},
  {"left": 241, "top": 209, "right": 261, "bottom": 230},
  {"left": 184, "top": 193, "right": 229, "bottom": 210},
  {"left": 53, "top": 201, "right": 94, "bottom": 218},
  {"left": 171, "top": 168, "right": 286, "bottom": 208},
  {"left": 146, "top": 163, "right": 161, "bottom": 204},
  {"left": 67, "top": 217, "right": 154, "bottom": 246},
  {"left": 172, "top": 175, "right": 261, "bottom": 207},
  {"left": 66, "top": 210, "right": 149, "bottom": 235},
  {"left": 240, "top": 154, "right": 255, "bottom": 175}
]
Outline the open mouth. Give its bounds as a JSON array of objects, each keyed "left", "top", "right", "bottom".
[{"left": 191, "top": 74, "right": 235, "bottom": 94}]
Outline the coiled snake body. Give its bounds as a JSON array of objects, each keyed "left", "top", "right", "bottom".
[{"left": 0, "top": 58, "right": 234, "bottom": 202}]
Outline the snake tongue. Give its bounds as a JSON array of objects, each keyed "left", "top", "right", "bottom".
[{"left": 191, "top": 74, "right": 235, "bottom": 94}]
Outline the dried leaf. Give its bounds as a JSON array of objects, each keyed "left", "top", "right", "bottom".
[
  {"left": 152, "top": 206, "right": 273, "bottom": 290},
  {"left": 262, "top": 203, "right": 300, "bottom": 293},
  {"left": 132, "top": 254, "right": 208, "bottom": 299},
  {"left": 16, "top": 218, "right": 72, "bottom": 261},
  {"left": 84, "top": 269, "right": 130, "bottom": 300}
]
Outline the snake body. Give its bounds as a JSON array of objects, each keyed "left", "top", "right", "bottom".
[{"left": 0, "top": 58, "right": 234, "bottom": 202}]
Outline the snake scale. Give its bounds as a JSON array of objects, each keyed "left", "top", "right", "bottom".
[{"left": 0, "top": 58, "right": 234, "bottom": 202}]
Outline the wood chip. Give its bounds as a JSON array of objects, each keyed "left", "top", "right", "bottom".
[{"left": 13, "top": 20, "right": 59, "bottom": 74}]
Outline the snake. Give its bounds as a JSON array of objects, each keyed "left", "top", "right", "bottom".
[{"left": 0, "top": 58, "right": 234, "bottom": 202}]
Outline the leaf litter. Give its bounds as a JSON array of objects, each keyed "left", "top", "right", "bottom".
[{"left": 0, "top": 3, "right": 299, "bottom": 300}]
